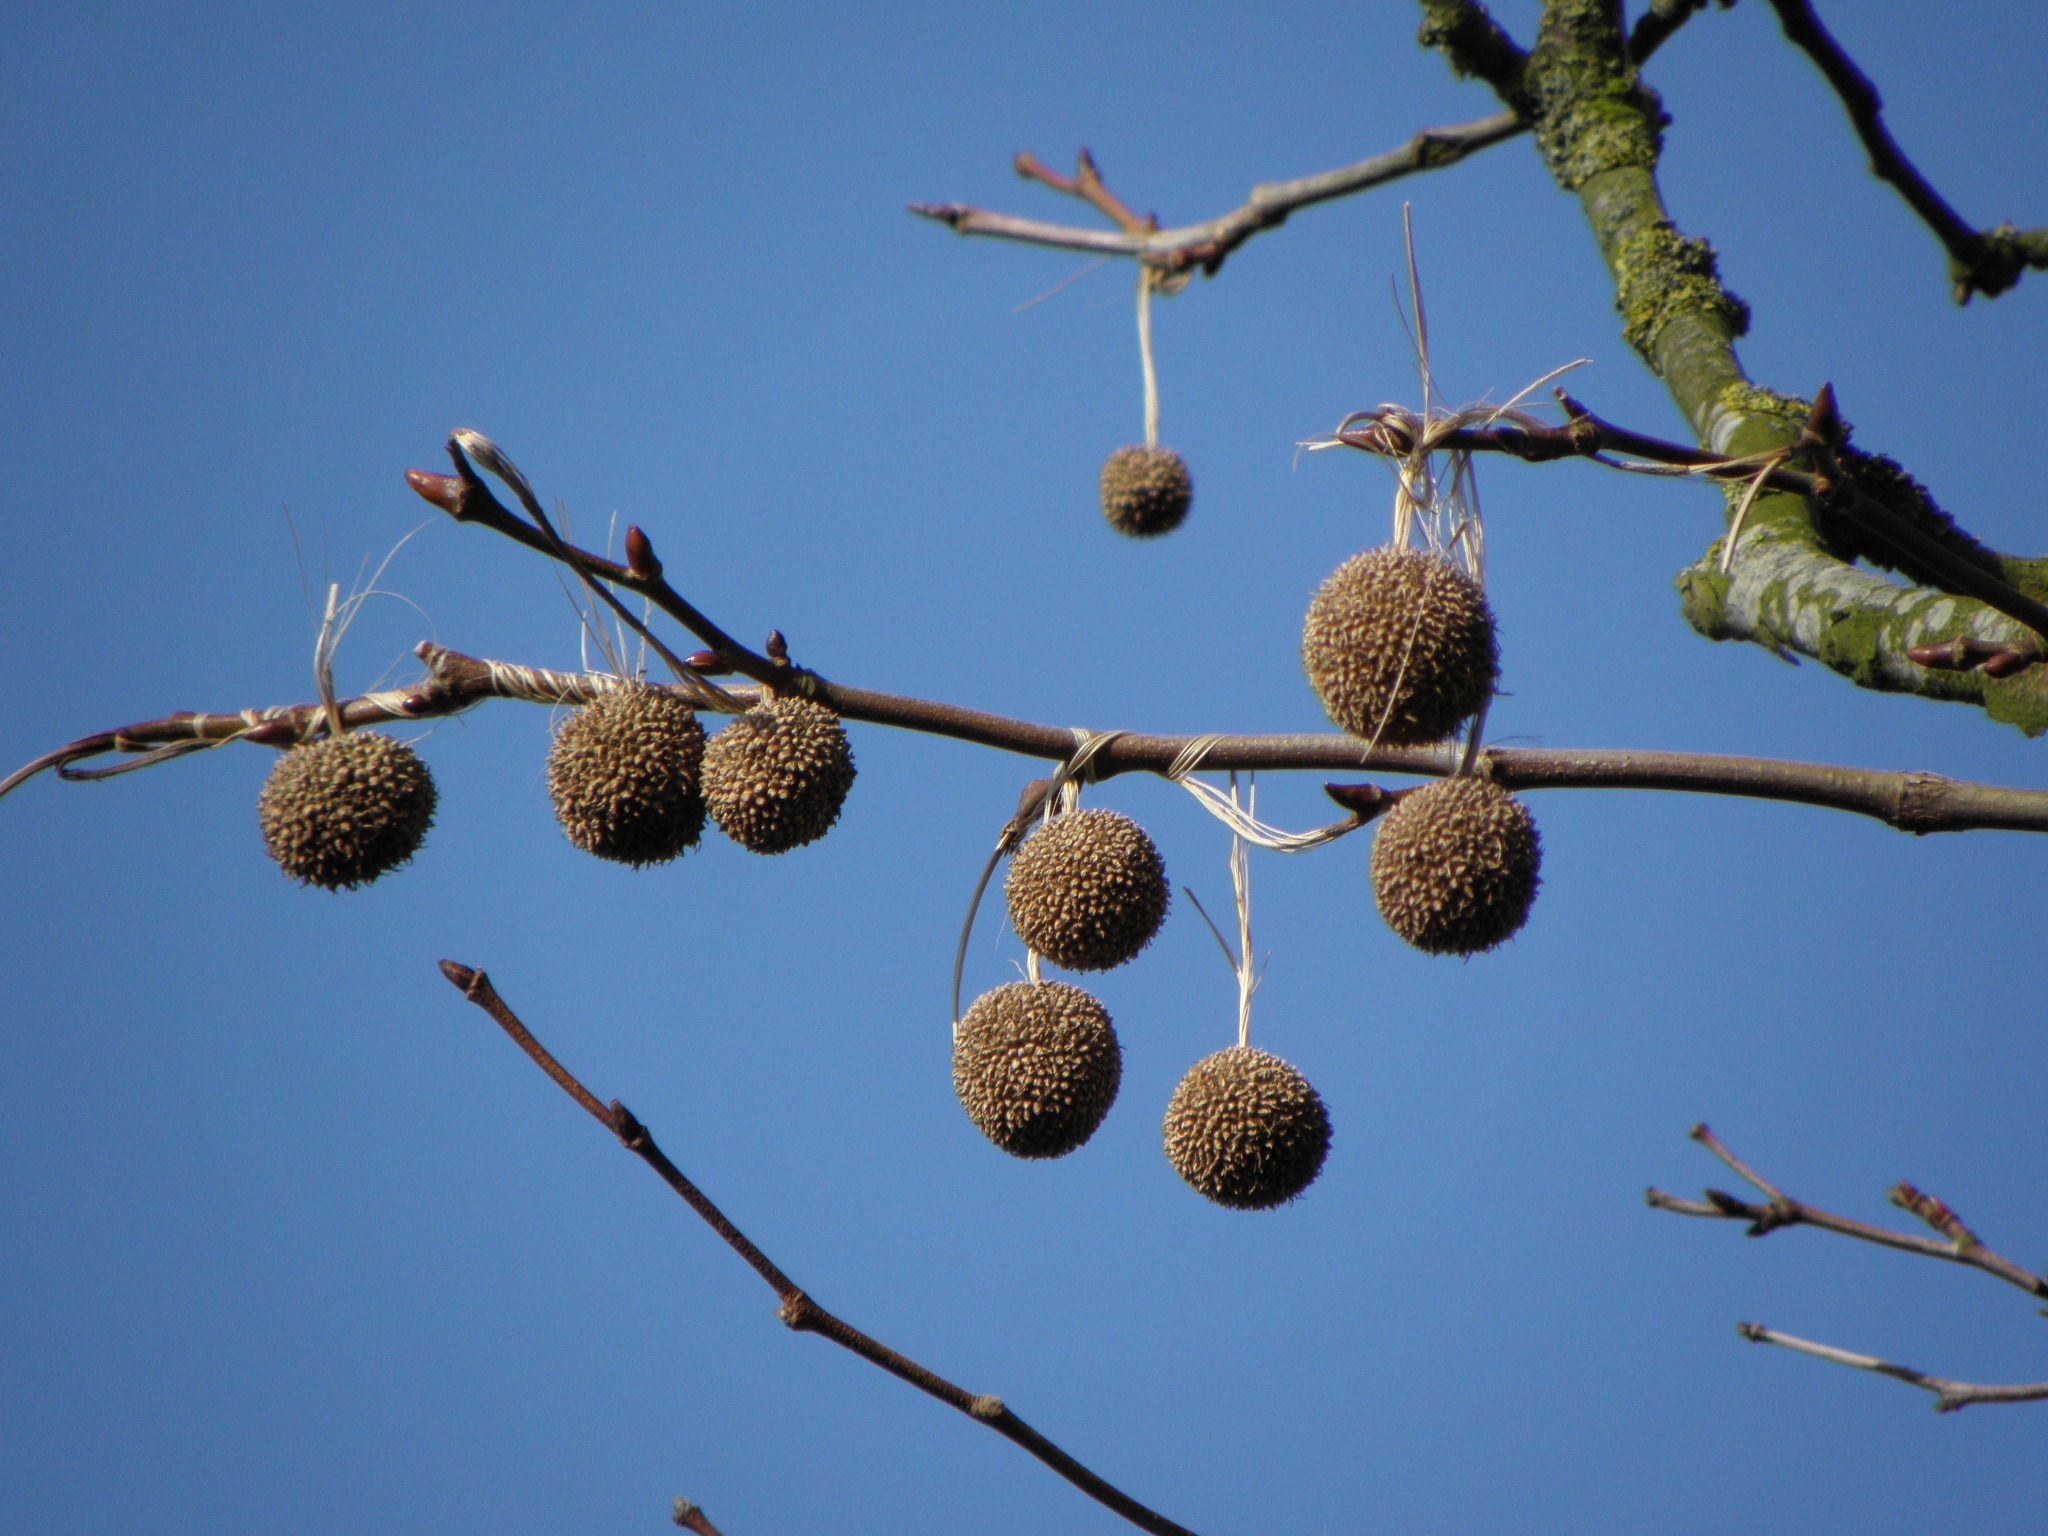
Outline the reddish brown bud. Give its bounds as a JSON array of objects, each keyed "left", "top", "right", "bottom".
[
  {"left": 244, "top": 719, "right": 301, "bottom": 746},
  {"left": 1982, "top": 649, "right": 2032, "bottom": 679},
  {"left": 765, "top": 630, "right": 790, "bottom": 663},
  {"left": 1805, "top": 382, "right": 1845, "bottom": 448},
  {"left": 682, "top": 650, "right": 730, "bottom": 674},
  {"left": 1323, "top": 781, "right": 1390, "bottom": 822},
  {"left": 624, "top": 524, "right": 662, "bottom": 579},
  {"left": 406, "top": 469, "right": 464, "bottom": 513}
]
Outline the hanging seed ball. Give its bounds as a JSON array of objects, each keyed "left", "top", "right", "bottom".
[
  {"left": 702, "top": 693, "right": 856, "bottom": 854},
  {"left": 547, "top": 684, "right": 707, "bottom": 867},
  {"left": 953, "top": 980, "right": 1123, "bottom": 1159},
  {"left": 1099, "top": 445, "right": 1193, "bottom": 537},
  {"left": 1302, "top": 546, "right": 1499, "bottom": 746},
  {"left": 1163, "top": 1045, "right": 1332, "bottom": 1210},
  {"left": 258, "top": 731, "right": 437, "bottom": 891},
  {"left": 1371, "top": 776, "right": 1541, "bottom": 955},
  {"left": 1006, "top": 808, "right": 1170, "bottom": 972}
]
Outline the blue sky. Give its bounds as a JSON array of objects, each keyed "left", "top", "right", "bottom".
[{"left": 5, "top": 4, "right": 2045, "bottom": 1532}]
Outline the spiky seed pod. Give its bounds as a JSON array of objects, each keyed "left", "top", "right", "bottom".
[
  {"left": 1005, "top": 808, "right": 1170, "bottom": 972},
  {"left": 547, "top": 684, "right": 707, "bottom": 867},
  {"left": 1099, "top": 445, "right": 1193, "bottom": 538},
  {"left": 1163, "top": 1046, "right": 1331, "bottom": 1210},
  {"left": 1302, "top": 546, "right": 1499, "bottom": 746},
  {"left": 702, "top": 693, "right": 855, "bottom": 854},
  {"left": 1371, "top": 776, "right": 1541, "bottom": 955},
  {"left": 953, "top": 980, "right": 1123, "bottom": 1159},
  {"left": 258, "top": 731, "right": 437, "bottom": 891}
]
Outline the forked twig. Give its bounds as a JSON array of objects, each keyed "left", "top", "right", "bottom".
[
  {"left": 438, "top": 961, "right": 1200, "bottom": 1536},
  {"left": 1648, "top": 1123, "right": 2048, "bottom": 1411}
]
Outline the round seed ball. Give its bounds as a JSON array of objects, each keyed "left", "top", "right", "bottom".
[
  {"left": 1371, "top": 776, "right": 1541, "bottom": 955},
  {"left": 702, "top": 694, "right": 855, "bottom": 854},
  {"left": 258, "top": 731, "right": 437, "bottom": 891},
  {"left": 953, "top": 980, "right": 1122, "bottom": 1159},
  {"left": 1006, "top": 808, "right": 1169, "bottom": 972},
  {"left": 1302, "top": 546, "right": 1498, "bottom": 746},
  {"left": 547, "top": 684, "right": 706, "bottom": 867},
  {"left": 1100, "top": 445, "right": 1193, "bottom": 537},
  {"left": 1163, "top": 1045, "right": 1331, "bottom": 1210}
]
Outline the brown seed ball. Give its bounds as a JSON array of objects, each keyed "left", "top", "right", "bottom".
[
  {"left": 1163, "top": 1045, "right": 1331, "bottom": 1210},
  {"left": 702, "top": 694, "right": 855, "bottom": 854},
  {"left": 1005, "top": 808, "right": 1169, "bottom": 972},
  {"left": 258, "top": 731, "right": 437, "bottom": 891},
  {"left": 1302, "top": 546, "right": 1498, "bottom": 746},
  {"left": 1371, "top": 776, "right": 1541, "bottom": 955},
  {"left": 953, "top": 980, "right": 1122, "bottom": 1159},
  {"left": 547, "top": 684, "right": 706, "bottom": 867},
  {"left": 1100, "top": 445, "right": 1193, "bottom": 537}
]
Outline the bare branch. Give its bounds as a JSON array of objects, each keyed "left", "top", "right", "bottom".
[
  {"left": 14, "top": 640, "right": 2048, "bottom": 836},
  {"left": 1647, "top": 1123, "right": 2048, "bottom": 1305},
  {"left": 1762, "top": 0, "right": 2048, "bottom": 301},
  {"left": 910, "top": 111, "right": 1527, "bottom": 278},
  {"left": 439, "top": 963, "right": 1200, "bottom": 1536},
  {"left": 1737, "top": 1324, "right": 2048, "bottom": 1412}
]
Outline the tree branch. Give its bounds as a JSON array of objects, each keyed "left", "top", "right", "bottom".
[
  {"left": 438, "top": 962, "right": 1201, "bottom": 1536},
  {"left": 1648, "top": 1123, "right": 2048, "bottom": 1304},
  {"left": 1761, "top": 0, "right": 2048, "bottom": 301},
  {"left": 1649, "top": 1125, "right": 2048, "bottom": 1411},
  {"left": 1734, "top": 1324, "right": 2048, "bottom": 1413},
  {"left": 910, "top": 110, "right": 1528, "bottom": 278}
]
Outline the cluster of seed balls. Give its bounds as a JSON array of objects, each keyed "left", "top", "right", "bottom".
[
  {"left": 951, "top": 805, "right": 1329, "bottom": 1209},
  {"left": 256, "top": 685, "right": 855, "bottom": 891},
  {"left": 1302, "top": 545, "right": 1541, "bottom": 956}
]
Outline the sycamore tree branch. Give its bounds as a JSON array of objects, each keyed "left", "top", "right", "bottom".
[
  {"left": 910, "top": 111, "right": 1528, "bottom": 278},
  {"left": 1761, "top": 0, "right": 2048, "bottom": 302},
  {"left": 12, "top": 641, "right": 2048, "bottom": 836},
  {"left": 1733, "top": 1326, "right": 2048, "bottom": 1413},
  {"left": 1648, "top": 1124, "right": 2048, "bottom": 1412},
  {"left": 1420, "top": 0, "right": 2048, "bottom": 731},
  {"left": 438, "top": 963, "right": 1200, "bottom": 1536}
]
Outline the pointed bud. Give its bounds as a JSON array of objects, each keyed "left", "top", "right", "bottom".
[
  {"left": 1323, "top": 781, "right": 1391, "bottom": 823},
  {"left": 1806, "top": 382, "right": 1844, "bottom": 447},
  {"left": 624, "top": 524, "right": 662, "bottom": 579},
  {"left": 406, "top": 469, "right": 464, "bottom": 514},
  {"left": 765, "top": 630, "right": 790, "bottom": 663}
]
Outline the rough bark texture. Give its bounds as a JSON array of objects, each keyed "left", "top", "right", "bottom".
[{"left": 1432, "top": 0, "right": 2046, "bottom": 732}]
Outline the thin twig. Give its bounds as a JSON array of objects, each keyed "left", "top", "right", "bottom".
[
  {"left": 1762, "top": 0, "right": 2048, "bottom": 301},
  {"left": 438, "top": 962, "right": 1201, "bottom": 1536},
  {"left": 1646, "top": 1123, "right": 2048, "bottom": 1304},
  {"left": 911, "top": 111, "right": 1527, "bottom": 278},
  {"left": 1736, "top": 1324, "right": 2048, "bottom": 1412}
]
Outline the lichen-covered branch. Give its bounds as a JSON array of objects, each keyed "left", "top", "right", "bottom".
[{"left": 1422, "top": 0, "right": 2048, "bottom": 729}]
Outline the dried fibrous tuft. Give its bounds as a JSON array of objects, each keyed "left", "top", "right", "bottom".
[
  {"left": 953, "top": 980, "right": 1122, "bottom": 1159},
  {"left": 1302, "top": 546, "right": 1498, "bottom": 746},
  {"left": 258, "top": 731, "right": 437, "bottom": 890},
  {"left": 702, "top": 693, "right": 855, "bottom": 854},
  {"left": 547, "top": 684, "right": 707, "bottom": 867},
  {"left": 1100, "top": 446, "right": 1193, "bottom": 538},
  {"left": 1163, "top": 1045, "right": 1331, "bottom": 1210},
  {"left": 1006, "top": 807, "right": 1169, "bottom": 972},
  {"left": 1371, "top": 775, "right": 1541, "bottom": 955}
]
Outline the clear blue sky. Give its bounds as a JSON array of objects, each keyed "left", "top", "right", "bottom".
[{"left": 5, "top": 4, "right": 2044, "bottom": 1532}]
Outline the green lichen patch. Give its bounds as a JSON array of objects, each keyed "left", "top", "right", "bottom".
[{"left": 1615, "top": 224, "right": 1750, "bottom": 363}]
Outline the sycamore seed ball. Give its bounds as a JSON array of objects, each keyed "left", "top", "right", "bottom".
[
  {"left": 1163, "top": 1045, "right": 1331, "bottom": 1210},
  {"left": 547, "top": 684, "right": 707, "bottom": 867},
  {"left": 1303, "top": 546, "right": 1499, "bottom": 746},
  {"left": 1100, "top": 446, "right": 1193, "bottom": 538},
  {"left": 1371, "top": 776, "right": 1541, "bottom": 955},
  {"left": 1005, "top": 807, "right": 1170, "bottom": 972},
  {"left": 258, "top": 731, "right": 437, "bottom": 891},
  {"left": 953, "top": 980, "right": 1123, "bottom": 1159},
  {"left": 702, "top": 693, "right": 855, "bottom": 854}
]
